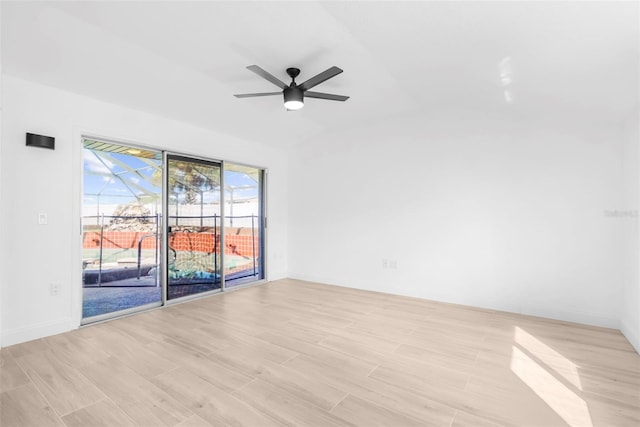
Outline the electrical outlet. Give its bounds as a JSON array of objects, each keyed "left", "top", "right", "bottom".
[
  {"left": 50, "top": 283, "right": 60, "bottom": 296},
  {"left": 382, "top": 258, "right": 388, "bottom": 269},
  {"left": 38, "top": 212, "right": 48, "bottom": 225}
]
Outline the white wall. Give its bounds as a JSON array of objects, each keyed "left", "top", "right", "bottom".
[
  {"left": 288, "top": 112, "right": 625, "bottom": 328},
  {"left": 621, "top": 110, "right": 640, "bottom": 352},
  {"left": 0, "top": 75, "right": 289, "bottom": 346}
]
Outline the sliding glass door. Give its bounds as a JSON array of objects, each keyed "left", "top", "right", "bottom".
[
  {"left": 81, "top": 140, "right": 163, "bottom": 320},
  {"left": 223, "top": 163, "right": 265, "bottom": 287},
  {"left": 166, "top": 155, "right": 222, "bottom": 300}
]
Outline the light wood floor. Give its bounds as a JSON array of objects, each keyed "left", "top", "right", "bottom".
[{"left": 1, "top": 279, "right": 639, "bottom": 426}]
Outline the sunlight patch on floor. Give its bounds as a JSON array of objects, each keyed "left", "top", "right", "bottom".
[
  {"left": 514, "top": 326, "right": 583, "bottom": 390},
  {"left": 511, "top": 330, "right": 592, "bottom": 427}
]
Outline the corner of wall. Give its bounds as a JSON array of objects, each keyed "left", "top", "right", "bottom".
[
  {"left": 621, "top": 319, "right": 640, "bottom": 354},
  {"left": 620, "top": 107, "right": 640, "bottom": 354}
]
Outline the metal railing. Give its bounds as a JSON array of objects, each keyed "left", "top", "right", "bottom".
[{"left": 83, "top": 214, "right": 260, "bottom": 287}]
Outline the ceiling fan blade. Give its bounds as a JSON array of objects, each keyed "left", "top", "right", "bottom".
[
  {"left": 234, "top": 92, "right": 282, "bottom": 98},
  {"left": 246, "top": 65, "right": 288, "bottom": 89},
  {"left": 299, "top": 66, "right": 343, "bottom": 91},
  {"left": 304, "top": 91, "right": 349, "bottom": 102}
]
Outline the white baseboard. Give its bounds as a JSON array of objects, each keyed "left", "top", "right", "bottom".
[
  {"left": 517, "top": 304, "right": 619, "bottom": 330},
  {"left": 1, "top": 318, "right": 76, "bottom": 347}
]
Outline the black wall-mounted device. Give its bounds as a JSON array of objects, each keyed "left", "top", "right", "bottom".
[{"left": 26, "top": 133, "right": 55, "bottom": 150}]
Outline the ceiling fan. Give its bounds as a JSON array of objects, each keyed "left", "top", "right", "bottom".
[{"left": 234, "top": 65, "right": 349, "bottom": 111}]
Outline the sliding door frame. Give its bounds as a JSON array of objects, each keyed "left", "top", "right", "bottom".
[
  {"left": 221, "top": 161, "right": 268, "bottom": 291},
  {"left": 163, "top": 152, "right": 225, "bottom": 305},
  {"left": 79, "top": 136, "right": 164, "bottom": 325},
  {"left": 161, "top": 154, "right": 268, "bottom": 303}
]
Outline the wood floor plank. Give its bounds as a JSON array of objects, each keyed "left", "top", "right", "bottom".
[
  {"left": 188, "top": 330, "right": 299, "bottom": 379},
  {"left": 348, "top": 314, "right": 418, "bottom": 337},
  {"left": 78, "top": 356, "right": 192, "bottom": 426},
  {"left": 181, "top": 352, "right": 255, "bottom": 393},
  {"left": 145, "top": 336, "right": 211, "bottom": 363},
  {"left": 283, "top": 354, "right": 457, "bottom": 426},
  {"left": 0, "top": 383, "right": 64, "bottom": 427},
  {"left": 450, "top": 410, "right": 504, "bottom": 427},
  {"left": 254, "top": 361, "right": 349, "bottom": 411},
  {"left": 283, "top": 354, "right": 377, "bottom": 392},
  {"left": 462, "top": 375, "right": 570, "bottom": 426},
  {"left": 43, "top": 330, "right": 111, "bottom": 369},
  {"left": 330, "top": 394, "right": 425, "bottom": 427},
  {"left": 151, "top": 368, "right": 283, "bottom": 427},
  {"left": 332, "top": 325, "right": 402, "bottom": 353},
  {"left": 232, "top": 379, "right": 354, "bottom": 427},
  {"left": 87, "top": 329, "right": 178, "bottom": 379},
  {"left": 393, "top": 343, "right": 477, "bottom": 374},
  {"left": 474, "top": 345, "right": 640, "bottom": 408},
  {"left": 318, "top": 334, "right": 390, "bottom": 365},
  {"left": 346, "top": 320, "right": 416, "bottom": 342},
  {"left": 367, "top": 364, "right": 468, "bottom": 412},
  {"left": 105, "top": 316, "right": 166, "bottom": 345},
  {"left": 311, "top": 303, "right": 371, "bottom": 322},
  {"left": 73, "top": 321, "right": 113, "bottom": 341},
  {"left": 16, "top": 349, "right": 106, "bottom": 416},
  {"left": 585, "top": 394, "right": 640, "bottom": 426},
  {"left": 194, "top": 320, "right": 258, "bottom": 345},
  {"left": 401, "top": 326, "right": 482, "bottom": 360},
  {"left": 255, "top": 331, "right": 377, "bottom": 377},
  {"left": 371, "top": 354, "right": 470, "bottom": 394},
  {"left": 0, "top": 350, "right": 30, "bottom": 392},
  {"left": 176, "top": 414, "right": 214, "bottom": 426},
  {"left": 61, "top": 399, "right": 137, "bottom": 427},
  {"left": 5, "top": 338, "right": 49, "bottom": 358},
  {"left": 277, "top": 321, "right": 330, "bottom": 343}
]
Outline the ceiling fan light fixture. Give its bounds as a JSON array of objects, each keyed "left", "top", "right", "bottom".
[
  {"left": 284, "top": 100, "right": 304, "bottom": 111},
  {"left": 283, "top": 87, "right": 304, "bottom": 110}
]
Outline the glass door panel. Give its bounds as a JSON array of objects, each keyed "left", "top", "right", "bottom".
[
  {"left": 223, "top": 163, "right": 265, "bottom": 287},
  {"left": 82, "top": 139, "right": 163, "bottom": 321},
  {"left": 167, "top": 155, "right": 222, "bottom": 300}
]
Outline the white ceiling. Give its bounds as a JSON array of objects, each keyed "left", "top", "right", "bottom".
[{"left": 2, "top": 1, "right": 638, "bottom": 149}]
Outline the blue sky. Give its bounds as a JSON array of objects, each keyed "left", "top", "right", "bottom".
[{"left": 83, "top": 149, "right": 258, "bottom": 206}]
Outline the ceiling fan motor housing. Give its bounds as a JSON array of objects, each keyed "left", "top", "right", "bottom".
[{"left": 284, "top": 86, "right": 303, "bottom": 102}]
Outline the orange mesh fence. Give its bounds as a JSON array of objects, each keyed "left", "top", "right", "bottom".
[
  {"left": 83, "top": 231, "right": 259, "bottom": 258},
  {"left": 169, "top": 232, "right": 215, "bottom": 253},
  {"left": 169, "top": 233, "right": 258, "bottom": 257},
  {"left": 83, "top": 231, "right": 158, "bottom": 250}
]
